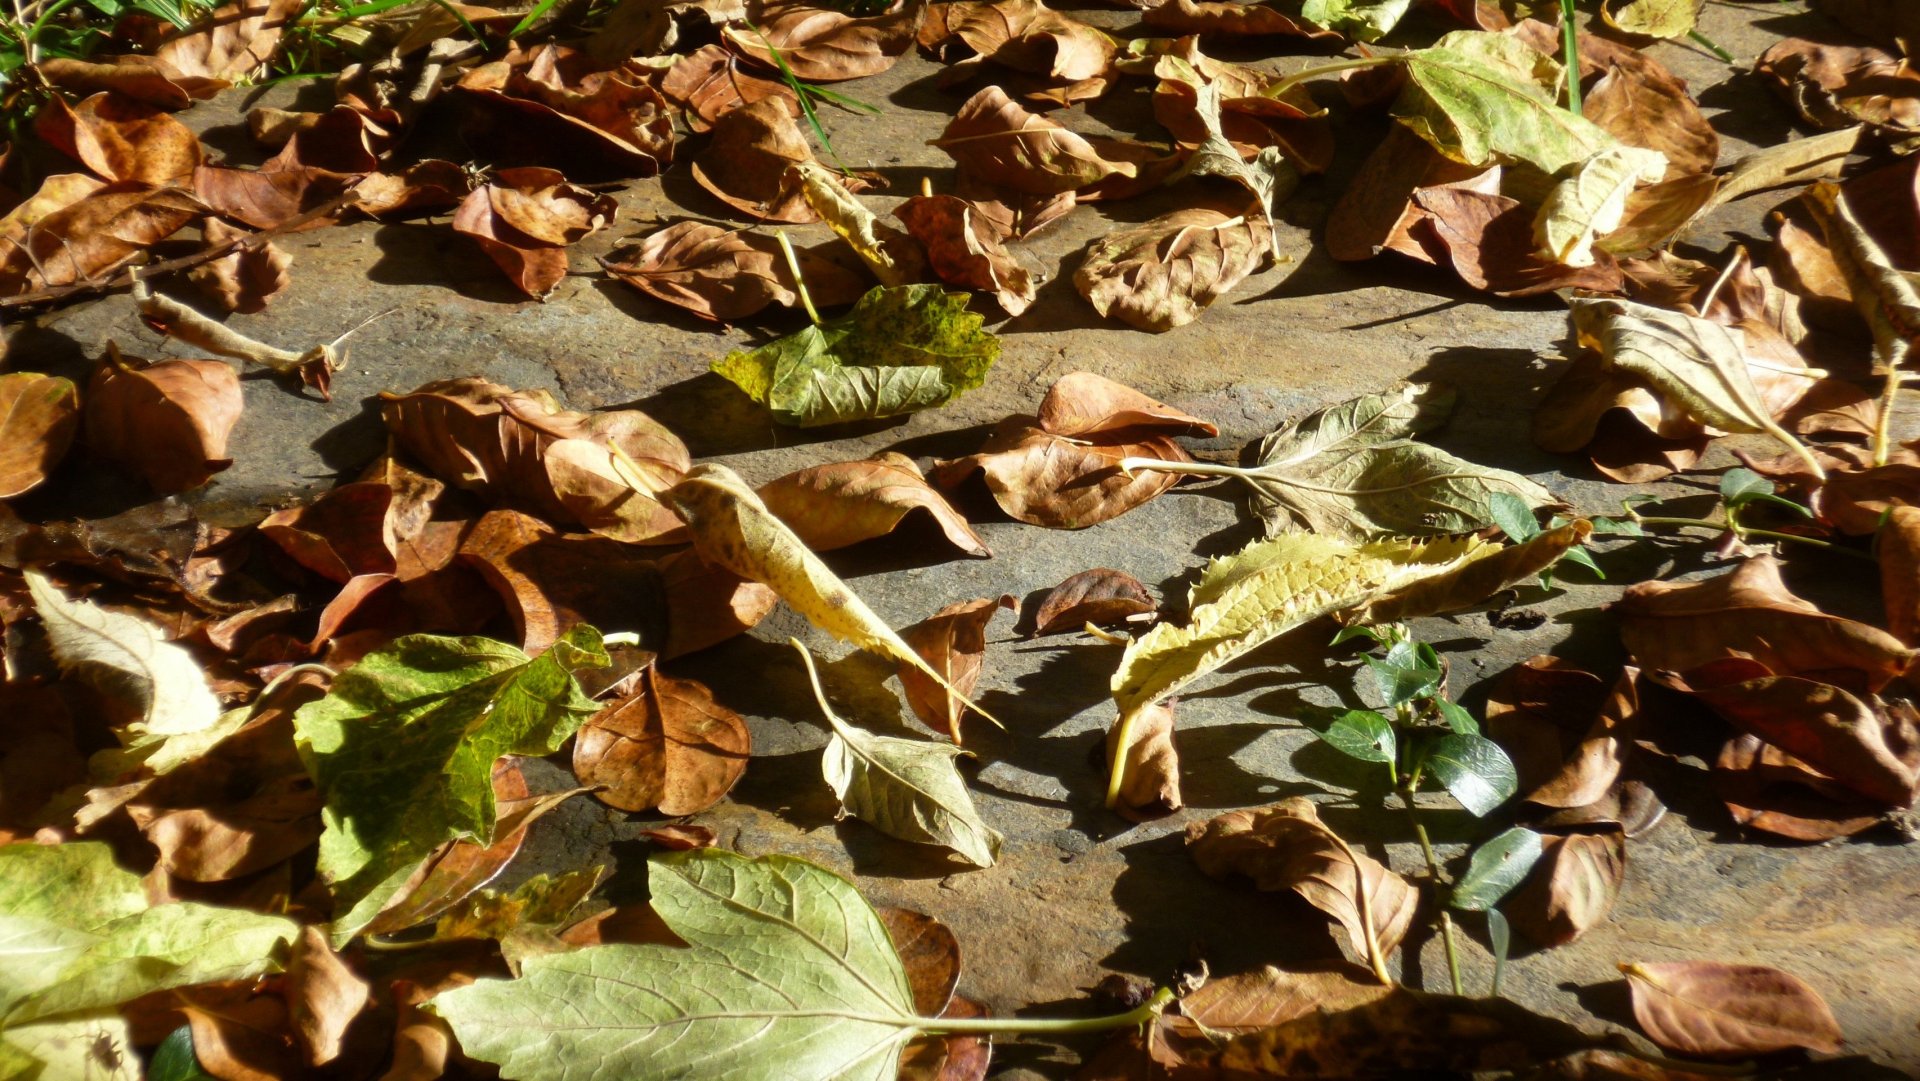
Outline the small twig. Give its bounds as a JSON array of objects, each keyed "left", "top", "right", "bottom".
[{"left": 774, "top": 229, "right": 821, "bottom": 325}]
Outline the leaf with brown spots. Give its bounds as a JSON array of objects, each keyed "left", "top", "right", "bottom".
[
  {"left": 932, "top": 371, "right": 1218, "bottom": 529},
  {"left": 722, "top": 0, "right": 920, "bottom": 82},
  {"left": 1028, "top": 567, "right": 1154, "bottom": 636},
  {"left": 600, "top": 220, "right": 868, "bottom": 323},
  {"left": 1075, "top": 207, "right": 1272, "bottom": 331},
  {"left": 1622, "top": 961, "right": 1844, "bottom": 1057},
  {"left": 893, "top": 193, "right": 1038, "bottom": 315},
  {"left": 573, "top": 665, "right": 749, "bottom": 815},
  {"left": 85, "top": 349, "right": 243, "bottom": 494},
  {"left": 898, "top": 595, "right": 1013, "bottom": 741},
  {"left": 1506, "top": 828, "right": 1624, "bottom": 947},
  {"left": 759, "top": 451, "right": 989, "bottom": 557},
  {"left": 0, "top": 371, "right": 80, "bottom": 499},
  {"left": 34, "top": 92, "right": 203, "bottom": 186},
  {"left": 453, "top": 166, "right": 616, "bottom": 299}
]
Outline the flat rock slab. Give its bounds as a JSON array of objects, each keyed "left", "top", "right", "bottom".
[{"left": 8, "top": 1, "right": 1920, "bottom": 1074}]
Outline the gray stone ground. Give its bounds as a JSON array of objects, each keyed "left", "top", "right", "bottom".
[{"left": 9, "top": 0, "right": 1920, "bottom": 1074}]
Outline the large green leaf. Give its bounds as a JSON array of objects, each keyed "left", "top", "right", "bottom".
[
  {"left": 1421, "top": 732, "right": 1518, "bottom": 817},
  {"left": 712, "top": 284, "right": 1000, "bottom": 427},
  {"left": 293, "top": 627, "right": 608, "bottom": 939},
  {"left": 1302, "top": 0, "right": 1411, "bottom": 41},
  {"left": 1396, "top": 32, "right": 1614, "bottom": 176},
  {"left": 430, "top": 848, "right": 922, "bottom": 1081}
]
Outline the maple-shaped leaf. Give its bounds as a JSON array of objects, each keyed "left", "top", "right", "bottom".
[
  {"left": 293, "top": 626, "right": 609, "bottom": 940},
  {"left": 1395, "top": 31, "right": 1614, "bottom": 176},
  {"left": 712, "top": 284, "right": 999, "bottom": 427}
]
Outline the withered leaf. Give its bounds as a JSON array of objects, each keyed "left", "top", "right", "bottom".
[
  {"left": 1506, "top": 829, "right": 1625, "bottom": 947},
  {"left": 573, "top": 664, "right": 750, "bottom": 815},
  {"left": 285, "top": 924, "right": 372, "bottom": 1065},
  {"left": 453, "top": 45, "right": 674, "bottom": 179},
  {"left": 692, "top": 97, "right": 875, "bottom": 222},
  {"left": 1803, "top": 180, "right": 1920, "bottom": 374},
  {"left": 789, "top": 161, "right": 927, "bottom": 286},
  {"left": 1188, "top": 797, "right": 1418, "bottom": 968},
  {"left": 660, "top": 44, "right": 797, "bottom": 132},
  {"left": 34, "top": 92, "right": 203, "bottom": 187},
  {"left": 655, "top": 547, "right": 780, "bottom": 659},
  {"left": 0, "top": 181, "right": 202, "bottom": 295},
  {"left": 876, "top": 906, "right": 962, "bottom": 1018},
  {"left": 188, "top": 218, "right": 292, "bottom": 314},
  {"left": 1714, "top": 733, "right": 1894, "bottom": 842},
  {"left": 931, "top": 85, "right": 1140, "bottom": 196},
  {"left": 919, "top": 0, "right": 1115, "bottom": 85},
  {"left": 1074, "top": 208, "right": 1271, "bottom": 332},
  {"left": 457, "top": 508, "right": 670, "bottom": 654},
  {"left": 898, "top": 595, "right": 1014, "bottom": 742},
  {"left": 1028, "top": 567, "right": 1154, "bottom": 636},
  {"left": 1622, "top": 961, "right": 1844, "bottom": 1057},
  {"left": 1881, "top": 504, "right": 1920, "bottom": 645},
  {"left": 758, "top": 451, "right": 989, "bottom": 556},
  {"left": 600, "top": 219, "right": 867, "bottom": 323},
  {"left": 1140, "top": 0, "right": 1336, "bottom": 39},
  {"left": 932, "top": 371, "right": 1218, "bottom": 529},
  {"left": 36, "top": 55, "right": 227, "bottom": 109},
  {"left": 723, "top": 0, "right": 920, "bottom": 82},
  {"left": 1759, "top": 36, "right": 1920, "bottom": 136},
  {"left": 453, "top": 167, "right": 616, "bottom": 300},
  {"left": 86, "top": 349, "right": 243, "bottom": 494},
  {"left": 0, "top": 371, "right": 80, "bottom": 499},
  {"left": 156, "top": 0, "right": 303, "bottom": 81},
  {"left": 1583, "top": 51, "right": 1719, "bottom": 179},
  {"left": 1416, "top": 184, "right": 1627, "bottom": 296},
  {"left": 893, "top": 193, "right": 1038, "bottom": 315},
  {"left": 1106, "top": 700, "right": 1180, "bottom": 821}
]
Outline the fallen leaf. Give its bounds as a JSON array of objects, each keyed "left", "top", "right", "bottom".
[
  {"left": 156, "top": 0, "right": 303, "bottom": 81},
  {"left": 34, "top": 92, "right": 202, "bottom": 186},
  {"left": 893, "top": 193, "right": 1038, "bottom": 315},
  {"left": 1028, "top": 567, "right": 1154, "bottom": 635},
  {"left": 723, "top": 0, "right": 920, "bottom": 82},
  {"left": 36, "top": 55, "right": 227, "bottom": 109},
  {"left": 1075, "top": 208, "right": 1271, "bottom": 331},
  {"left": 1601, "top": 0, "right": 1698, "bottom": 37},
  {"left": 1759, "top": 36, "right": 1920, "bottom": 136},
  {"left": 1582, "top": 50, "right": 1719, "bottom": 179},
  {"left": 659, "top": 44, "right": 796, "bottom": 132},
  {"left": 898, "top": 595, "right": 1013, "bottom": 741},
  {"left": 1139, "top": 0, "right": 1336, "bottom": 39},
  {"left": 655, "top": 547, "right": 780, "bottom": 658},
  {"left": 1880, "top": 504, "right": 1920, "bottom": 644},
  {"left": 1151, "top": 41, "right": 1330, "bottom": 171},
  {"left": 382, "top": 981, "right": 453, "bottom": 1081},
  {"left": 0, "top": 182, "right": 202, "bottom": 295},
  {"left": 639, "top": 823, "right": 717, "bottom": 849},
  {"left": 1621, "top": 961, "right": 1843, "bottom": 1057},
  {"left": 0, "top": 371, "right": 80, "bottom": 498},
  {"left": 1802, "top": 180, "right": 1920, "bottom": 374},
  {"left": 1188, "top": 798, "right": 1418, "bottom": 968},
  {"left": 453, "top": 45, "right": 674, "bottom": 179},
  {"left": 573, "top": 664, "right": 750, "bottom": 815},
  {"left": 457, "top": 508, "right": 672, "bottom": 654},
  {"left": 789, "top": 161, "right": 928, "bottom": 285},
  {"left": 187, "top": 218, "right": 292, "bottom": 314},
  {"left": 599, "top": 219, "right": 867, "bottom": 322},
  {"left": 796, "top": 641, "right": 1001, "bottom": 865},
  {"left": 692, "top": 97, "right": 872, "bottom": 222},
  {"left": 1506, "top": 829, "right": 1625, "bottom": 947},
  {"left": 662, "top": 464, "right": 998, "bottom": 721},
  {"left": 876, "top": 906, "right": 961, "bottom": 1017},
  {"left": 711, "top": 283, "right": 1000, "bottom": 426},
  {"left": 1414, "top": 182, "right": 1628, "bottom": 296},
  {"left": 1714, "top": 733, "right": 1893, "bottom": 841},
  {"left": 760, "top": 451, "right": 989, "bottom": 556},
  {"left": 919, "top": 0, "right": 1115, "bottom": 87},
  {"left": 453, "top": 166, "right": 616, "bottom": 299},
  {"left": 1488, "top": 658, "right": 1640, "bottom": 808},
  {"left": 1394, "top": 31, "right": 1614, "bottom": 176},
  {"left": 1535, "top": 145, "right": 1669, "bottom": 268},
  {"left": 930, "top": 85, "right": 1140, "bottom": 196},
  {"left": 1106, "top": 700, "right": 1180, "bottom": 821},
  {"left": 932, "top": 371, "right": 1218, "bottom": 529},
  {"left": 284, "top": 925, "right": 372, "bottom": 1065}
]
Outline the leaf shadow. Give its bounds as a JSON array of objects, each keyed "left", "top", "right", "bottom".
[{"left": 365, "top": 221, "right": 534, "bottom": 303}]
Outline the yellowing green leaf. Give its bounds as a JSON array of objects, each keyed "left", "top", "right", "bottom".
[
  {"left": 791, "top": 162, "right": 925, "bottom": 286},
  {"left": 662, "top": 465, "right": 999, "bottom": 726},
  {"left": 25, "top": 569, "right": 220, "bottom": 741},
  {"left": 1535, "top": 145, "right": 1670, "bottom": 268},
  {"left": 795, "top": 642, "right": 1001, "bottom": 866},
  {"left": 1601, "top": 0, "right": 1700, "bottom": 39},
  {"left": 712, "top": 284, "right": 1000, "bottom": 427},
  {"left": 1396, "top": 32, "right": 1613, "bottom": 176},
  {"left": 431, "top": 848, "right": 923, "bottom": 1081},
  {"left": 292, "top": 626, "right": 609, "bottom": 940},
  {"left": 1301, "top": 0, "right": 1410, "bottom": 41},
  {"left": 0, "top": 1013, "right": 136, "bottom": 1081}
]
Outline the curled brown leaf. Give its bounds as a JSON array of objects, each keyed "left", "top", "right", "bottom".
[
  {"left": 1027, "top": 567, "right": 1154, "bottom": 636},
  {"left": 0, "top": 371, "right": 80, "bottom": 499},
  {"left": 1506, "top": 828, "right": 1625, "bottom": 947},
  {"left": 899, "top": 595, "right": 1013, "bottom": 741},
  {"left": 86, "top": 348, "right": 243, "bottom": 493},
  {"left": 759, "top": 451, "right": 989, "bottom": 557},
  {"left": 573, "top": 664, "right": 750, "bottom": 815}
]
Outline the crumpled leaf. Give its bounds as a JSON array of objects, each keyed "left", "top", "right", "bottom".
[
  {"left": 431, "top": 848, "right": 925, "bottom": 1080},
  {"left": 0, "top": 181, "right": 202, "bottom": 295},
  {"left": 452, "top": 44, "right": 674, "bottom": 179},
  {"left": 918, "top": 0, "right": 1115, "bottom": 86},
  {"left": 933, "top": 371, "right": 1218, "bottom": 529},
  {"left": 1758, "top": 36, "right": 1920, "bottom": 137},
  {"left": 898, "top": 595, "right": 1013, "bottom": 742},
  {"left": 790, "top": 161, "right": 927, "bottom": 286},
  {"left": 292, "top": 625, "right": 609, "bottom": 939},
  {"left": 188, "top": 218, "right": 291, "bottom": 314},
  {"left": 723, "top": 0, "right": 920, "bottom": 82},
  {"left": 1535, "top": 145, "right": 1669, "bottom": 268},
  {"left": 1803, "top": 181, "right": 1920, "bottom": 374},
  {"left": 1487, "top": 658, "right": 1641, "bottom": 809},
  {"left": 34, "top": 92, "right": 202, "bottom": 187},
  {"left": 1622, "top": 961, "right": 1844, "bottom": 1057},
  {"left": 381, "top": 377, "right": 690, "bottom": 543},
  {"left": 1074, "top": 208, "right": 1271, "bottom": 332},
  {"left": 712, "top": 284, "right": 999, "bottom": 426},
  {"left": 692, "top": 97, "right": 875, "bottom": 223},
  {"left": 36, "top": 56, "right": 227, "bottom": 109},
  {"left": 1138, "top": 0, "right": 1337, "bottom": 40},
  {"left": 84, "top": 350, "right": 242, "bottom": 495},
  {"left": 1506, "top": 829, "right": 1625, "bottom": 947},
  {"left": 1301, "top": 0, "right": 1410, "bottom": 41},
  {"left": 453, "top": 166, "right": 616, "bottom": 299},
  {"left": 893, "top": 193, "right": 1038, "bottom": 315},
  {"left": 600, "top": 219, "right": 867, "bottom": 322},
  {"left": 0, "top": 371, "right": 80, "bottom": 498},
  {"left": 1411, "top": 179, "right": 1629, "bottom": 297},
  {"left": 930, "top": 85, "right": 1141, "bottom": 196},
  {"left": 659, "top": 44, "right": 796, "bottom": 132},
  {"left": 1395, "top": 31, "right": 1614, "bottom": 176},
  {"left": 572, "top": 664, "right": 750, "bottom": 815},
  {"left": 796, "top": 641, "right": 1001, "bottom": 865},
  {"left": 662, "top": 464, "right": 998, "bottom": 723},
  {"left": 1188, "top": 798, "right": 1418, "bottom": 967},
  {"left": 1028, "top": 568, "right": 1155, "bottom": 636},
  {"left": 1106, "top": 700, "right": 1181, "bottom": 821},
  {"left": 760, "top": 451, "right": 989, "bottom": 557},
  {"left": 1714, "top": 733, "right": 1895, "bottom": 841},
  {"left": 156, "top": 0, "right": 301, "bottom": 80}
]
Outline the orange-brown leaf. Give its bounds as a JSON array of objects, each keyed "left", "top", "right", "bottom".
[
  {"left": 898, "top": 595, "right": 1013, "bottom": 741},
  {"left": 572, "top": 665, "right": 750, "bottom": 815},
  {"left": 1622, "top": 960, "right": 1844, "bottom": 1057}
]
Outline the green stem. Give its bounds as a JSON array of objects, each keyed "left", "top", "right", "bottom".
[
  {"left": 774, "top": 230, "right": 821, "bottom": 326},
  {"left": 1262, "top": 54, "right": 1399, "bottom": 99},
  {"left": 1688, "top": 27, "right": 1735, "bottom": 64},
  {"left": 916, "top": 987, "right": 1175, "bottom": 1035},
  {"left": 1400, "top": 787, "right": 1463, "bottom": 996},
  {"left": 1558, "top": 0, "right": 1582, "bottom": 116},
  {"left": 1627, "top": 515, "right": 1873, "bottom": 560}
]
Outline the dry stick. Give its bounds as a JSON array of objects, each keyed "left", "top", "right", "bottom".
[{"left": 1, "top": 189, "right": 363, "bottom": 310}]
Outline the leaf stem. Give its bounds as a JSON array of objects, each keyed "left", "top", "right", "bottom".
[
  {"left": 1262, "top": 54, "right": 1399, "bottom": 99},
  {"left": 775, "top": 230, "right": 822, "bottom": 326},
  {"left": 1626, "top": 515, "right": 1874, "bottom": 559},
  {"left": 1557, "top": 0, "right": 1582, "bottom": 116},
  {"left": 1872, "top": 365, "right": 1901, "bottom": 467},
  {"left": 915, "top": 986, "right": 1175, "bottom": 1035},
  {"left": 1400, "top": 786, "right": 1463, "bottom": 996},
  {"left": 1321, "top": 826, "right": 1395, "bottom": 986}
]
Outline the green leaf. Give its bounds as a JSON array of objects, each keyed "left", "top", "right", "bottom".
[
  {"left": 1319, "top": 709, "right": 1396, "bottom": 764},
  {"left": 148, "top": 1027, "right": 218, "bottom": 1081},
  {"left": 293, "top": 627, "right": 608, "bottom": 939},
  {"left": 1488, "top": 492, "right": 1541, "bottom": 542},
  {"left": 0, "top": 843, "right": 296, "bottom": 1026},
  {"left": 1450, "top": 827, "right": 1544, "bottom": 911},
  {"left": 430, "top": 848, "right": 922, "bottom": 1081},
  {"left": 1301, "top": 0, "right": 1410, "bottom": 41},
  {"left": 1366, "top": 647, "right": 1442, "bottom": 708},
  {"left": 1395, "top": 31, "right": 1614, "bottom": 176},
  {"left": 1719, "top": 467, "right": 1776, "bottom": 507},
  {"left": 1585, "top": 515, "right": 1644, "bottom": 536},
  {"left": 1557, "top": 545, "right": 1606, "bottom": 579},
  {"left": 1421, "top": 732, "right": 1518, "bottom": 817},
  {"left": 1434, "top": 698, "right": 1479, "bottom": 735},
  {"left": 795, "top": 641, "right": 1002, "bottom": 867},
  {"left": 713, "top": 284, "right": 1000, "bottom": 427},
  {"left": 1487, "top": 907, "right": 1512, "bottom": 998}
]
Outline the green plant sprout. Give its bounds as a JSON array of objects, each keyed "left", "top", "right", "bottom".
[{"left": 751, "top": 24, "right": 880, "bottom": 175}]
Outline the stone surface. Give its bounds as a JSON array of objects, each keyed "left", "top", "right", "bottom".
[{"left": 7, "top": 0, "right": 1920, "bottom": 1075}]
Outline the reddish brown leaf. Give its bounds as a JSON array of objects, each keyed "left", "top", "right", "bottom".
[
  {"left": 572, "top": 665, "right": 750, "bottom": 815},
  {"left": 637, "top": 823, "right": 716, "bottom": 849},
  {"left": 1028, "top": 567, "right": 1154, "bottom": 636},
  {"left": 932, "top": 86, "right": 1142, "bottom": 197},
  {"left": 1714, "top": 733, "right": 1891, "bottom": 841},
  {"left": 1583, "top": 51, "right": 1719, "bottom": 179},
  {"left": 1488, "top": 659, "right": 1640, "bottom": 809},
  {"left": 660, "top": 44, "right": 797, "bottom": 132},
  {"left": 0, "top": 180, "right": 202, "bottom": 294},
  {"left": 35, "top": 91, "right": 202, "bottom": 186},
  {"left": 1187, "top": 797, "right": 1418, "bottom": 966},
  {"left": 1326, "top": 124, "right": 1485, "bottom": 263},
  {"left": 258, "top": 482, "right": 398, "bottom": 583},
  {"left": 85, "top": 349, "right": 243, "bottom": 493},
  {"left": 382, "top": 981, "right": 454, "bottom": 1081},
  {"left": 457, "top": 508, "right": 670, "bottom": 654},
  {"left": 1106, "top": 700, "right": 1180, "bottom": 821},
  {"left": 758, "top": 451, "right": 989, "bottom": 557},
  {"left": 954, "top": 172, "right": 1075, "bottom": 239},
  {"left": 1507, "top": 829, "right": 1625, "bottom": 947},
  {"left": 1138, "top": 0, "right": 1336, "bottom": 39},
  {"left": 179, "top": 983, "right": 302, "bottom": 1081},
  {"left": 600, "top": 219, "right": 868, "bottom": 322},
  {"left": 284, "top": 925, "right": 372, "bottom": 1065},
  {"left": 932, "top": 371, "right": 1218, "bottom": 529},
  {"left": 1414, "top": 185, "right": 1626, "bottom": 297},
  {"left": 655, "top": 547, "right": 779, "bottom": 658},
  {"left": 453, "top": 45, "right": 674, "bottom": 178},
  {"left": 893, "top": 193, "right": 1037, "bottom": 315},
  {"left": 1758, "top": 36, "right": 1920, "bottom": 135},
  {"left": 919, "top": 0, "right": 1115, "bottom": 85},
  {"left": 1880, "top": 504, "right": 1920, "bottom": 645},
  {"left": 36, "top": 55, "right": 227, "bottom": 109},
  {"left": 452, "top": 166, "right": 615, "bottom": 299},
  {"left": 156, "top": 0, "right": 303, "bottom": 81},
  {"left": 1075, "top": 207, "right": 1272, "bottom": 331},
  {"left": 898, "top": 595, "right": 1014, "bottom": 741},
  {"left": 692, "top": 97, "right": 877, "bottom": 222},
  {"left": 876, "top": 906, "right": 961, "bottom": 1017},
  {"left": 189, "top": 217, "right": 292, "bottom": 313},
  {"left": 898, "top": 995, "right": 991, "bottom": 1081},
  {"left": 0, "top": 371, "right": 80, "bottom": 499},
  {"left": 1622, "top": 960, "right": 1844, "bottom": 1057},
  {"left": 722, "top": 0, "right": 919, "bottom": 82}
]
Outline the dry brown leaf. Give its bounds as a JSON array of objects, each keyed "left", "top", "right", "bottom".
[
  {"left": 453, "top": 166, "right": 615, "bottom": 299},
  {"left": 1414, "top": 184, "right": 1626, "bottom": 297},
  {"left": 0, "top": 371, "right": 80, "bottom": 499},
  {"left": 0, "top": 181, "right": 202, "bottom": 294},
  {"left": 877, "top": 906, "right": 962, "bottom": 1017},
  {"left": 600, "top": 220, "right": 868, "bottom": 322},
  {"left": 898, "top": 995, "right": 991, "bottom": 1081},
  {"left": 1105, "top": 700, "right": 1179, "bottom": 821},
  {"left": 1075, "top": 208, "right": 1271, "bottom": 331},
  {"left": 655, "top": 547, "right": 779, "bottom": 658},
  {"left": 1881, "top": 504, "right": 1920, "bottom": 645},
  {"left": 893, "top": 193, "right": 1037, "bottom": 315},
  {"left": 380, "top": 377, "right": 690, "bottom": 543},
  {"left": 931, "top": 85, "right": 1140, "bottom": 197},
  {"left": 1028, "top": 567, "right": 1154, "bottom": 636},
  {"left": 722, "top": 0, "right": 920, "bottom": 82},
  {"left": 1714, "top": 733, "right": 1893, "bottom": 841},
  {"left": 758, "top": 451, "right": 989, "bottom": 557},
  {"left": 919, "top": 0, "right": 1114, "bottom": 86},
  {"left": 1758, "top": 36, "right": 1920, "bottom": 135},
  {"left": 573, "top": 664, "right": 750, "bottom": 815},
  {"left": 898, "top": 595, "right": 1013, "bottom": 741},
  {"left": 1582, "top": 51, "right": 1718, "bottom": 179},
  {"left": 179, "top": 983, "right": 302, "bottom": 1081},
  {"left": 457, "top": 508, "right": 671, "bottom": 654},
  {"left": 1613, "top": 555, "right": 1915, "bottom": 691},
  {"left": 284, "top": 924, "right": 372, "bottom": 1065},
  {"left": 85, "top": 348, "right": 243, "bottom": 494},
  {"left": 34, "top": 91, "right": 203, "bottom": 186},
  {"left": 1622, "top": 960, "right": 1844, "bottom": 1057},
  {"left": 660, "top": 44, "right": 797, "bottom": 132},
  {"left": 1151, "top": 40, "right": 1330, "bottom": 171},
  {"left": 189, "top": 218, "right": 292, "bottom": 314},
  {"left": 1139, "top": 0, "right": 1335, "bottom": 39},
  {"left": 1507, "top": 828, "right": 1625, "bottom": 948},
  {"left": 1326, "top": 125, "right": 1485, "bottom": 264},
  {"left": 691, "top": 97, "right": 877, "bottom": 222},
  {"left": 1743, "top": 442, "right": 1920, "bottom": 534},
  {"left": 157, "top": 0, "right": 303, "bottom": 80},
  {"left": 932, "top": 371, "right": 1218, "bottom": 529},
  {"left": 954, "top": 172, "right": 1075, "bottom": 239},
  {"left": 1488, "top": 659, "right": 1640, "bottom": 809},
  {"left": 36, "top": 55, "right": 227, "bottom": 109},
  {"left": 259, "top": 481, "right": 397, "bottom": 583},
  {"left": 380, "top": 981, "right": 454, "bottom": 1081},
  {"left": 1187, "top": 797, "right": 1418, "bottom": 969},
  {"left": 638, "top": 823, "right": 717, "bottom": 849},
  {"left": 453, "top": 45, "right": 674, "bottom": 179}
]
